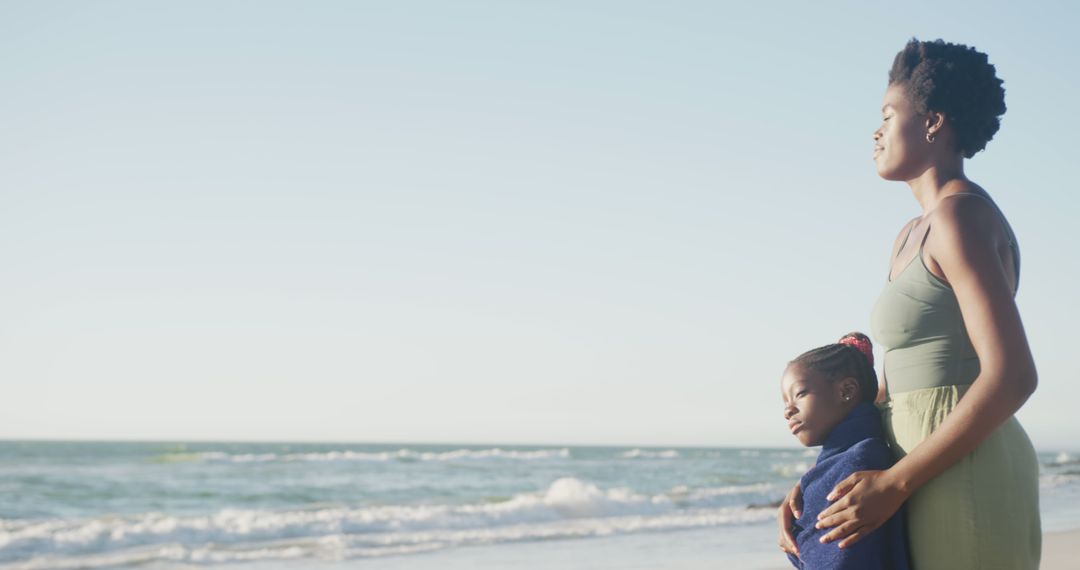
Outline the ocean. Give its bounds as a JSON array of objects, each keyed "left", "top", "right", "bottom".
[{"left": 1, "top": 441, "right": 1078, "bottom": 569}]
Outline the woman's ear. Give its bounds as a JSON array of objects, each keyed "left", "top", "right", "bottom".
[{"left": 925, "top": 111, "right": 947, "bottom": 137}]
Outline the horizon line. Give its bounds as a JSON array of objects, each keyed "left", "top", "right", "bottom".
[{"left": 2, "top": 437, "right": 1077, "bottom": 454}]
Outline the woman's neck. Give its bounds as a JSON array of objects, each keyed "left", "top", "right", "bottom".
[{"left": 906, "top": 159, "right": 968, "bottom": 214}]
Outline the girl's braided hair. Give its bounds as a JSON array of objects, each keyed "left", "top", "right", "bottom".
[{"left": 790, "top": 332, "right": 877, "bottom": 403}]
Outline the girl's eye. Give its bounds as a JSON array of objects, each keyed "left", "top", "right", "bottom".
[{"left": 796, "top": 391, "right": 808, "bottom": 398}]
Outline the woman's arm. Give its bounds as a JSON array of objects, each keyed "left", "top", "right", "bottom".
[{"left": 816, "top": 196, "right": 1037, "bottom": 547}]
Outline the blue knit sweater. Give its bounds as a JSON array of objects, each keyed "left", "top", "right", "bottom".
[{"left": 786, "top": 402, "right": 910, "bottom": 569}]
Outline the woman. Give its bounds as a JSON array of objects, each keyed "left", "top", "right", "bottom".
[{"left": 778, "top": 39, "right": 1041, "bottom": 569}]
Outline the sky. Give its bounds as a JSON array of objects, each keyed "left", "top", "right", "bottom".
[{"left": 1, "top": 1, "right": 1078, "bottom": 449}]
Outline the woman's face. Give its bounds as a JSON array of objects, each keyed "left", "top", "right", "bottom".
[
  {"left": 873, "top": 83, "right": 932, "bottom": 181},
  {"left": 781, "top": 364, "right": 855, "bottom": 447}
]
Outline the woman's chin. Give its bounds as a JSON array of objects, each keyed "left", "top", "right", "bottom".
[{"left": 875, "top": 164, "right": 906, "bottom": 182}]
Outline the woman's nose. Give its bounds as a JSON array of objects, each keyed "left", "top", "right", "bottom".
[{"left": 783, "top": 405, "right": 795, "bottom": 420}]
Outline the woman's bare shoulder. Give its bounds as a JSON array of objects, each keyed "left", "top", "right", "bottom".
[
  {"left": 930, "top": 190, "right": 1006, "bottom": 240},
  {"left": 924, "top": 189, "right": 1014, "bottom": 283}
]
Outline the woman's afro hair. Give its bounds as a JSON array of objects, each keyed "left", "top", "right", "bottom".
[{"left": 888, "top": 38, "right": 1006, "bottom": 159}]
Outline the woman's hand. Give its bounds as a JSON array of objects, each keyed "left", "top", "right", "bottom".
[
  {"left": 777, "top": 481, "right": 803, "bottom": 557},
  {"left": 815, "top": 469, "right": 909, "bottom": 548}
]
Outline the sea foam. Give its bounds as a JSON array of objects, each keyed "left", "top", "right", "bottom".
[{"left": 0, "top": 477, "right": 777, "bottom": 567}]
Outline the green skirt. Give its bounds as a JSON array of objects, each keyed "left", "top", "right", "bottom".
[{"left": 881, "top": 384, "right": 1041, "bottom": 570}]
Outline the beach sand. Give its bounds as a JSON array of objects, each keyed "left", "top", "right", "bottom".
[
  {"left": 761, "top": 530, "right": 1079, "bottom": 570},
  {"left": 761, "top": 529, "right": 1080, "bottom": 570},
  {"left": 224, "top": 527, "right": 1080, "bottom": 570},
  {"left": 1041, "top": 529, "right": 1077, "bottom": 570}
]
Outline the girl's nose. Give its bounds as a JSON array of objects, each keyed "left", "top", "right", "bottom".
[{"left": 783, "top": 405, "right": 795, "bottom": 420}]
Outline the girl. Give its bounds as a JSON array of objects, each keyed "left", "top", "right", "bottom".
[{"left": 781, "top": 333, "right": 909, "bottom": 569}]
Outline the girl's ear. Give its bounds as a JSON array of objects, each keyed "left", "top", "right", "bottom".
[{"left": 836, "top": 376, "right": 860, "bottom": 403}]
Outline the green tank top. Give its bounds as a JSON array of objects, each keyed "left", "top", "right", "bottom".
[{"left": 870, "top": 193, "right": 1020, "bottom": 394}]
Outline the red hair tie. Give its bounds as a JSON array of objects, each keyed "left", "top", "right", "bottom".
[{"left": 839, "top": 336, "right": 874, "bottom": 366}]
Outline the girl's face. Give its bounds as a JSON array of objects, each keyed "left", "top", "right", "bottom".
[
  {"left": 873, "top": 83, "right": 934, "bottom": 181},
  {"left": 781, "top": 364, "right": 857, "bottom": 447}
]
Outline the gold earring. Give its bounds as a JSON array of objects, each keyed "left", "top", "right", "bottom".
[{"left": 926, "top": 131, "right": 936, "bottom": 143}]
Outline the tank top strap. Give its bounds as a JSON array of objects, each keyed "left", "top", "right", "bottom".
[
  {"left": 895, "top": 219, "right": 919, "bottom": 258},
  {"left": 917, "top": 221, "right": 934, "bottom": 255}
]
